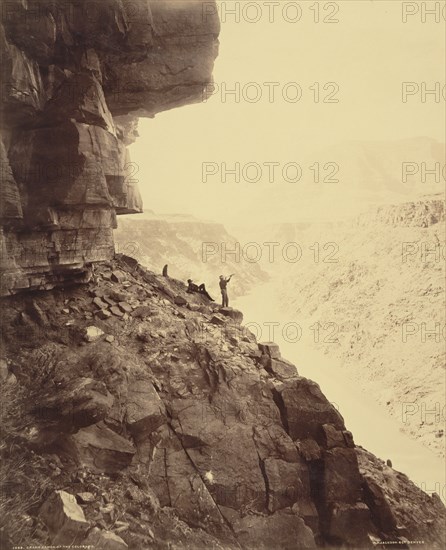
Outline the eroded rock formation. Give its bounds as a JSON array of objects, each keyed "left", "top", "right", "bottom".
[{"left": 0, "top": 0, "right": 219, "bottom": 295}]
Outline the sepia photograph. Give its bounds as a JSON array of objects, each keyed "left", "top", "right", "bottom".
[{"left": 0, "top": 1, "right": 445, "bottom": 548}]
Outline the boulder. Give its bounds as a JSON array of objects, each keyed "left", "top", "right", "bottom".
[
  {"left": 174, "top": 295, "right": 188, "bottom": 306},
  {"left": 39, "top": 490, "right": 89, "bottom": 545},
  {"left": 33, "top": 378, "right": 114, "bottom": 429},
  {"left": 156, "top": 281, "right": 175, "bottom": 300},
  {"left": 240, "top": 341, "right": 263, "bottom": 360},
  {"left": 266, "top": 357, "right": 298, "bottom": 380},
  {"left": 110, "top": 291, "right": 129, "bottom": 302},
  {"left": 76, "top": 492, "right": 95, "bottom": 504},
  {"left": 210, "top": 314, "right": 226, "bottom": 326},
  {"left": 125, "top": 379, "right": 167, "bottom": 439},
  {"left": 136, "top": 323, "right": 152, "bottom": 343},
  {"left": 118, "top": 301, "right": 133, "bottom": 313},
  {"left": 296, "top": 439, "right": 322, "bottom": 462},
  {"left": 232, "top": 510, "right": 316, "bottom": 549},
  {"left": 84, "top": 528, "right": 128, "bottom": 549},
  {"left": 97, "top": 309, "right": 112, "bottom": 320},
  {"left": 361, "top": 475, "right": 398, "bottom": 532},
  {"left": 258, "top": 342, "right": 281, "bottom": 359},
  {"left": 85, "top": 326, "right": 105, "bottom": 342},
  {"left": 219, "top": 307, "right": 243, "bottom": 324},
  {"left": 71, "top": 421, "right": 136, "bottom": 473},
  {"left": 321, "top": 424, "right": 346, "bottom": 449},
  {"left": 111, "top": 270, "right": 127, "bottom": 283},
  {"left": 125, "top": 484, "right": 160, "bottom": 515},
  {"left": 343, "top": 430, "right": 355, "bottom": 448},
  {"left": 323, "top": 448, "right": 363, "bottom": 505},
  {"left": 263, "top": 457, "right": 311, "bottom": 513},
  {"left": 149, "top": 437, "right": 235, "bottom": 541},
  {"left": 293, "top": 500, "right": 320, "bottom": 535},
  {"left": 152, "top": 401, "right": 269, "bottom": 516},
  {"left": 277, "top": 377, "right": 345, "bottom": 443},
  {"left": 119, "top": 254, "right": 140, "bottom": 270},
  {"left": 110, "top": 306, "right": 124, "bottom": 317},
  {"left": 132, "top": 305, "right": 153, "bottom": 319},
  {"left": 93, "top": 297, "right": 109, "bottom": 309},
  {"left": 253, "top": 424, "right": 300, "bottom": 464}
]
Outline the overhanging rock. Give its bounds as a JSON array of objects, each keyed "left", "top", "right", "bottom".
[{"left": 0, "top": 0, "right": 220, "bottom": 295}]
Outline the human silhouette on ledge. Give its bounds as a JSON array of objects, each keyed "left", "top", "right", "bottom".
[
  {"left": 187, "top": 279, "right": 214, "bottom": 301},
  {"left": 219, "top": 274, "right": 233, "bottom": 307}
]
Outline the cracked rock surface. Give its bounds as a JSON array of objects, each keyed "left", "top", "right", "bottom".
[{"left": 1, "top": 255, "right": 444, "bottom": 549}]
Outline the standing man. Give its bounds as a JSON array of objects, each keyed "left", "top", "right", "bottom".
[{"left": 219, "top": 274, "right": 234, "bottom": 307}]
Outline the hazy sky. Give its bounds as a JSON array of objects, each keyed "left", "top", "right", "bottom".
[{"left": 130, "top": 0, "right": 445, "bottom": 224}]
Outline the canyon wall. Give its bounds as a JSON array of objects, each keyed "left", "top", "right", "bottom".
[
  {"left": 0, "top": 0, "right": 219, "bottom": 295},
  {"left": 356, "top": 198, "right": 445, "bottom": 228},
  {"left": 269, "top": 200, "right": 445, "bottom": 457}
]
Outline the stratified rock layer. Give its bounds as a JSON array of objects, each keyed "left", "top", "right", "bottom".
[{"left": 0, "top": 0, "right": 219, "bottom": 295}]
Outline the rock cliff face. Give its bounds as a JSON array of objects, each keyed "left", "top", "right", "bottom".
[
  {"left": 0, "top": 0, "right": 219, "bottom": 295},
  {"left": 1, "top": 255, "right": 445, "bottom": 549}
]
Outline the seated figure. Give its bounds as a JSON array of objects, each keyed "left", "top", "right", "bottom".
[{"left": 187, "top": 279, "right": 214, "bottom": 301}]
